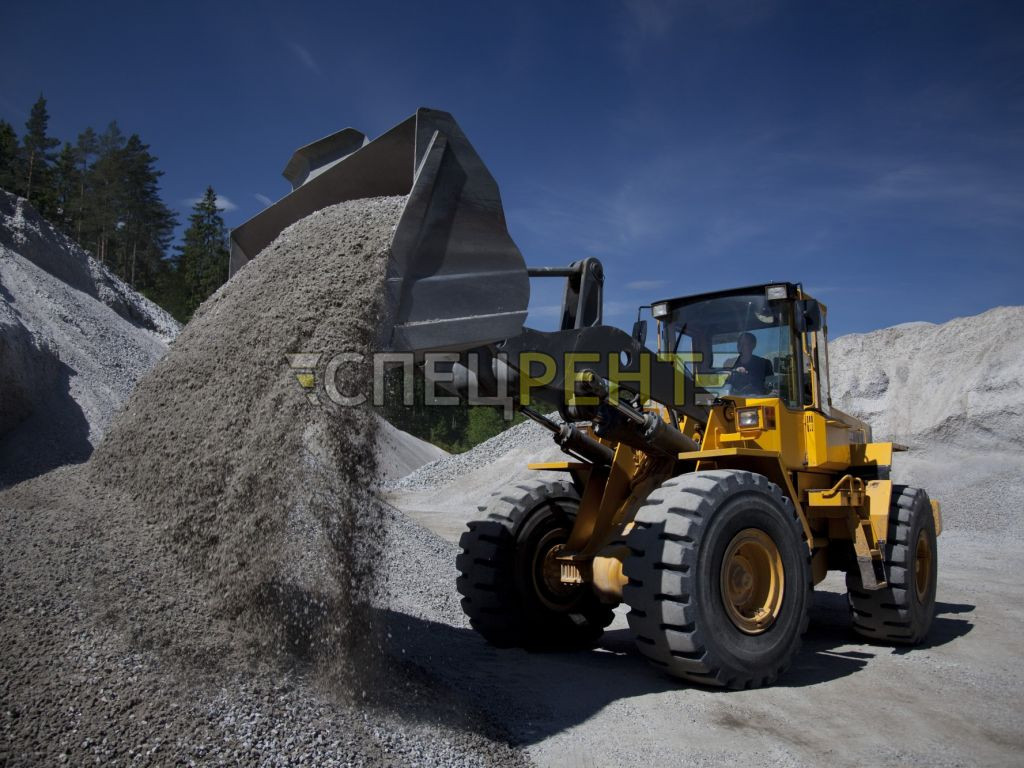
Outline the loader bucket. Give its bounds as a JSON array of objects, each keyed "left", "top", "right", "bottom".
[{"left": 229, "top": 108, "right": 530, "bottom": 354}]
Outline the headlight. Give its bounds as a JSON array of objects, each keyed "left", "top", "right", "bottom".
[
  {"left": 651, "top": 302, "right": 669, "bottom": 319},
  {"left": 737, "top": 407, "right": 760, "bottom": 429}
]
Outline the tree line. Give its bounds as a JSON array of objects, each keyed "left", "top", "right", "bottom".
[
  {"left": 0, "top": 95, "right": 227, "bottom": 322},
  {"left": 379, "top": 368, "right": 523, "bottom": 453}
]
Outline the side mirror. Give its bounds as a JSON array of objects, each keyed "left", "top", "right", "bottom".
[
  {"left": 631, "top": 319, "right": 648, "bottom": 347},
  {"left": 795, "top": 300, "right": 822, "bottom": 332}
]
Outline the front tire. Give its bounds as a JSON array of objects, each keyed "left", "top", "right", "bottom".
[
  {"left": 623, "top": 470, "right": 811, "bottom": 689},
  {"left": 846, "top": 486, "right": 937, "bottom": 644},
  {"left": 456, "top": 478, "right": 614, "bottom": 649}
]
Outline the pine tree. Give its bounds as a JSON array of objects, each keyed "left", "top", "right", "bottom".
[
  {"left": 22, "top": 95, "right": 60, "bottom": 213},
  {"left": 53, "top": 143, "right": 81, "bottom": 234},
  {"left": 0, "top": 120, "right": 21, "bottom": 194},
  {"left": 73, "top": 127, "right": 98, "bottom": 241},
  {"left": 119, "top": 134, "right": 176, "bottom": 287},
  {"left": 84, "top": 122, "right": 126, "bottom": 267},
  {"left": 177, "top": 187, "right": 229, "bottom": 317}
]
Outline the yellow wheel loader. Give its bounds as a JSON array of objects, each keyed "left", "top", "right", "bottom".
[{"left": 233, "top": 108, "right": 941, "bottom": 689}]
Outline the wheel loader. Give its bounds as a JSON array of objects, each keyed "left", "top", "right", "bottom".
[{"left": 232, "top": 107, "right": 941, "bottom": 689}]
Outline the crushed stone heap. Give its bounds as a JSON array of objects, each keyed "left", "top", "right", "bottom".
[{"left": 0, "top": 196, "right": 523, "bottom": 767}]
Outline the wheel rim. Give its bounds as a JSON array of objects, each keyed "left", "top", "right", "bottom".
[
  {"left": 720, "top": 528, "right": 785, "bottom": 635},
  {"left": 532, "top": 528, "right": 578, "bottom": 611},
  {"left": 915, "top": 529, "right": 932, "bottom": 601}
]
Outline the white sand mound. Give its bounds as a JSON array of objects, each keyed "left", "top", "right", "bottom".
[
  {"left": 829, "top": 305, "right": 1024, "bottom": 449},
  {"left": 0, "top": 190, "right": 179, "bottom": 486},
  {"left": 829, "top": 306, "right": 1024, "bottom": 538}
]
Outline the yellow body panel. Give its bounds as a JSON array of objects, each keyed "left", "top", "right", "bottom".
[
  {"left": 699, "top": 396, "right": 886, "bottom": 475},
  {"left": 527, "top": 461, "right": 586, "bottom": 471}
]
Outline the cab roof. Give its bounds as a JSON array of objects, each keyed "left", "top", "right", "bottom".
[{"left": 651, "top": 282, "right": 811, "bottom": 319}]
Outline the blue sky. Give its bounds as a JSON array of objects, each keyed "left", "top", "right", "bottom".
[{"left": 2, "top": 0, "right": 1021, "bottom": 336}]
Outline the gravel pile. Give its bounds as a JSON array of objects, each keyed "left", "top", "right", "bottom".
[
  {"left": 828, "top": 306, "right": 1024, "bottom": 538},
  {"left": 374, "top": 415, "right": 449, "bottom": 486},
  {"left": 389, "top": 416, "right": 558, "bottom": 491},
  {"left": 84, "top": 197, "right": 407, "bottom": 671},
  {"left": 829, "top": 306, "right": 1024, "bottom": 450},
  {"left": 0, "top": 189, "right": 179, "bottom": 487},
  {"left": 0, "top": 196, "right": 524, "bottom": 767},
  {"left": 0, "top": 190, "right": 178, "bottom": 339}
]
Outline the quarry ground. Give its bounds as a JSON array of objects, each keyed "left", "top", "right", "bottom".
[{"left": 387, "top": 449, "right": 1024, "bottom": 768}]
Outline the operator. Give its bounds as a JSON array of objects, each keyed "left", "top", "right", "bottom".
[{"left": 727, "top": 332, "right": 773, "bottom": 395}]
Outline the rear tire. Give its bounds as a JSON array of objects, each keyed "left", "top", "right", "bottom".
[
  {"left": 457, "top": 478, "right": 614, "bottom": 649},
  {"left": 623, "top": 470, "right": 811, "bottom": 689},
  {"left": 846, "top": 486, "right": 937, "bottom": 644}
]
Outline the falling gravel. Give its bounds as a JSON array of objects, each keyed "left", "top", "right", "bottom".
[
  {"left": 0, "top": 197, "right": 524, "bottom": 766},
  {"left": 85, "top": 196, "right": 406, "bottom": 673}
]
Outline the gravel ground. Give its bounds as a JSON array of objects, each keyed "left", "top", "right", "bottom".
[
  {"left": 384, "top": 451, "right": 1024, "bottom": 767},
  {"left": 0, "top": 468, "right": 523, "bottom": 767},
  {"left": 0, "top": 196, "right": 526, "bottom": 767}
]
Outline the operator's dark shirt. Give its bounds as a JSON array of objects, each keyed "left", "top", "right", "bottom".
[{"left": 728, "top": 355, "right": 774, "bottom": 395}]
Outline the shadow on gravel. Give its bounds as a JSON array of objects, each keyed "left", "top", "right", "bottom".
[
  {"left": 896, "top": 600, "right": 976, "bottom": 653},
  {"left": 377, "top": 607, "right": 668, "bottom": 747},
  {"left": 0, "top": 359, "right": 92, "bottom": 489},
  {"left": 377, "top": 589, "right": 960, "bottom": 747},
  {"left": 797, "top": 591, "right": 975, "bottom": 667}
]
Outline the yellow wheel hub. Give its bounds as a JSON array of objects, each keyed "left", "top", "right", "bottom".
[
  {"left": 915, "top": 529, "right": 932, "bottom": 601},
  {"left": 720, "top": 528, "right": 785, "bottom": 635},
  {"left": 535, "top": 537, "right": 578, "bottom": 610}
]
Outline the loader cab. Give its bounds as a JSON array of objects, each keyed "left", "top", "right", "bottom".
[{"left": 650, "top": 282, "right": 831, "bottom": 413}]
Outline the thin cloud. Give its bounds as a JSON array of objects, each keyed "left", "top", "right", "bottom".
[
  {"left": 618, "top": 0, "right": 777, "bottom": 65},
  {"left": 254, "top": 193, "right": 273, "bottom": 207},
  {"left": 183, "top": 194, "right": 238, "bottom": 212},
  {"left": 623, "top": 0, "right": 678, "bottom": 41},
  {"left": 527, "top": 304, "right": 562, "bottom": 318},
  {"left": 625, "top": 279, "right": 666, "bottom": 291},
  {"left": 603, "top": 300, "right": 638, "bottom": 318},
  {"left": 288, "top": 42, "right": 321, "bottom": 74},
  {"left": 862, "top": 163, "right": 1024, "bottom": 214}
]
